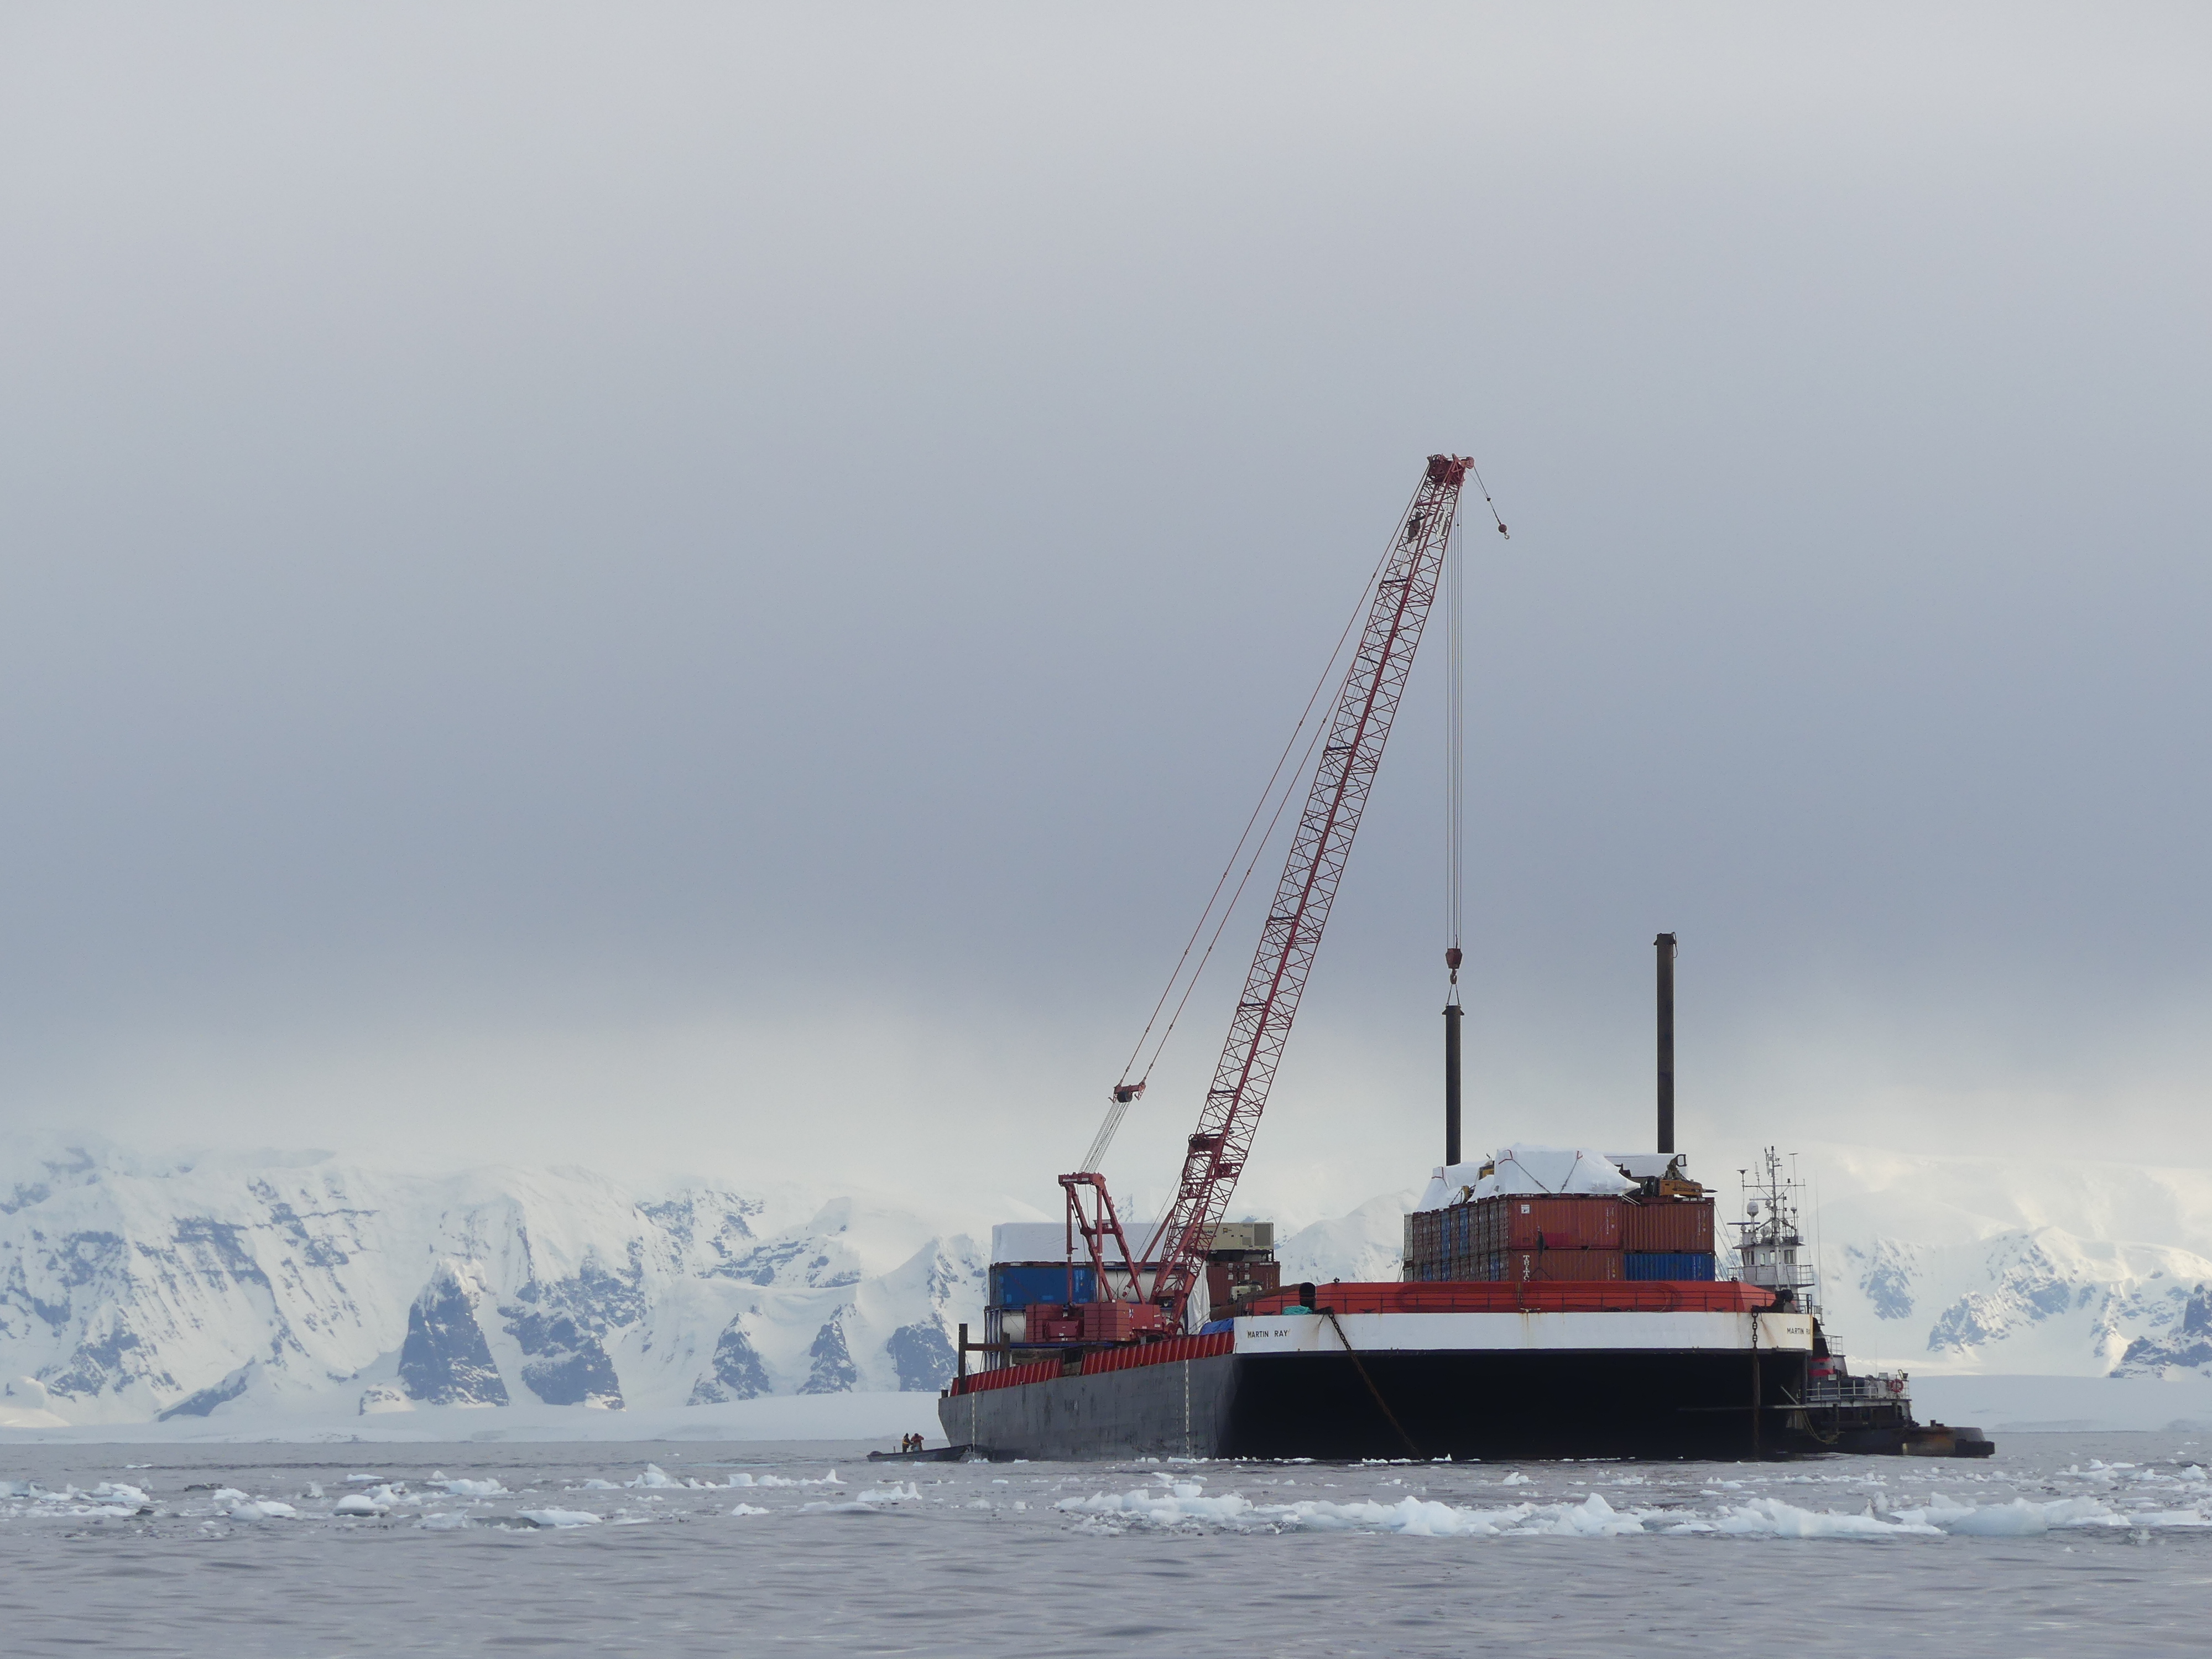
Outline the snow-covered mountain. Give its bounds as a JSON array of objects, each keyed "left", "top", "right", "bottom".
[
  {"left": 6, "top": 1137, "right": 2211, "bottom": 1428},
  {"left": 1798, "top": 1142, "right": 2212, "bottom": 1379},
  {"left": 0, "top": 1140, "right": 988, "bottom": 1427}
]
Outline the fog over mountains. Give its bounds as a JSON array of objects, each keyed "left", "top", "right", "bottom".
[{"left": 3, "top": 1139, "right": 2209, "bottom": 1429}]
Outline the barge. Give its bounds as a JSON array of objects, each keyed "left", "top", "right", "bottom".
[
  {"left": 944, "top": 1148, "right": 1989, "bottom": 1460},
  {"left": 943, "top": 455, "right": 1990, "bottom": 1463}
]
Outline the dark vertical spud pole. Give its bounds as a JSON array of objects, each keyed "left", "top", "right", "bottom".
[
  {"left": 1444, "top": 945, "right": 1464, "bottom": 1166},
  {"left": 1655, "top": 932, "right": 1678, "bottom": 1154},
  {"left": 1443, "top": 1001, "right": 1462, "bottom": 1166}
]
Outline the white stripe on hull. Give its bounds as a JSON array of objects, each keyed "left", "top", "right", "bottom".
[{"left": 1234, "top": 1310, "right": 1813, "bottom": 1354}]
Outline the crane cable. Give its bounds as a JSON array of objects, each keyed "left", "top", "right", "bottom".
[{"left": 1084, "top": 484, "right": 1423, "bottom": 1172}]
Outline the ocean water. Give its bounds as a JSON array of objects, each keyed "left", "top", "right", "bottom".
[{"left": 4, "top": 1433, "right": 2209, "bottom": 1656}]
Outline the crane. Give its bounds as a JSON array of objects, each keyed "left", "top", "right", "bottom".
[{"left": 1058, "top": 454, "right": 1490, "bottom": 1335}]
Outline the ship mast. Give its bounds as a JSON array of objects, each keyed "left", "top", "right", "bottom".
[{"left": 1736, "top": 1146, "right": 1820, "bottom": 1318}]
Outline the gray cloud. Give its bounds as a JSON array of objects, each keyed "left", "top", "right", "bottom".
[{"left": 1, "top": 5, "right": 2206, "bottom": 1212}]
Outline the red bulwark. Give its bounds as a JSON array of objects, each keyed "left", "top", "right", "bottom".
[
  {"left": 951, "top": 1333, "right": 1235, "bottom": 1396},
  {"left": 1081, "top": 1332, "right": 1234, "bottom": 1376},
  {"left": 1241, "top": 1281, "right": 1776, "bottom": 1316}
]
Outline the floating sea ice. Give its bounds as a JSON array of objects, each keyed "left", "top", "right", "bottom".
[
  {"left": 333, "top": 1492, "right": 392, "bottom": 1516},
  {"left": 1498, "top": 1473, "right": 1531, "bottom": 1487},
  {"left": 750, "top": 1472, "right": 842, "bottom": 1488},
  {"left": 207, "top": 1488, "right": 250, "bottom": 1505},
  {"left": 729, "top": 1503, "right": 770, "bottom": 1516},
  {"left": 1520, "top": 1493, "right": 1647, "bottom": 1537},
  {"left": 627, "top": 1464, "right": 681, "bottom": 1489},
  {"left": 576, "top": 1480, "right": 622, "bottom": 1491},
  {"left": 726, "top": 1473, "right": 756, "bottom": 1488},
  {"left": 1889, "top": 1495, "right": 2135, "bottom": 1536},
  {"left": 1280, "top": 1496, "right": 1528, "bottom": 1537},
  {"left": 2121, "top": 1508, "right": 2212, "bottom": 1529},
  {"left": 517, "top": 1509, "right": 602, "bottom": 1528},
  {"left": 1055, "top": 1486, "right": 1258, "bottom": 1528},
  {"left": 441, "top": 1478, "right": 507, "bottom": 1498},
  {"left": 1918, "top": 1498, "right": 2052, "bottom": 1538},
  {"left": 856, "top": 1483, "right": 921, "bottom": 1504},
  {"left": 227, "top": 1501, "right": 299, "bottom": 1521},
  {"left": 418, "top": 1512, "right": 472, "bottom": 1531},
  {"left": 1712, "top": 1498, "right": 1939, "bottom": 1539}
]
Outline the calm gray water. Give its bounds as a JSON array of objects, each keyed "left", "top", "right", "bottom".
[{"left": 5, "top": 1433, "right": 2210, "bottom": 1656}]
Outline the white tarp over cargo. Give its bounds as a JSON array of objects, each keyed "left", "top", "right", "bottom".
[{"left": 1416, "top": 1146, "right": 1636, "bottom": 1212}]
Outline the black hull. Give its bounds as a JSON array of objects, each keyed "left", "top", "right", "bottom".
[{"left": 943, "top": 1349, "right": 1920, "bottom": 1461}]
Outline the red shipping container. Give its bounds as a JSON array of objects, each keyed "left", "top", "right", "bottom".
[
  {"left": 1624, "top": 1199, "right": 1715, "bottom": 1253},
  {"left": 1482, "top": 1196, "right": 1626, "bottom": 1250},
  {"left": 1496, "top": 1249, "right": 1625, "bottom": 1282}
]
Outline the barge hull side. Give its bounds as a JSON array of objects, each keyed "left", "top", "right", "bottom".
[
  {"left": 941, "top": 1356, "right": 1238, "bottom": 1460},
  {"left": 943, "top": 1348, "right": 1855, "bottom": 1460}
]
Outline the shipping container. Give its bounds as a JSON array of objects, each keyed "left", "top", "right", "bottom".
[
  {"left": 991, "top": 1264, "right": 1097, "bottom": 1310},
  {"left": 1624, "top": 1252, "right": 1717, "bottom": 1281},
  {"left": 1478, "top": 1196, "right": 1626, "bottom": 1251},
  {"left": 1204, "top": 1222, "right": 1276, "bottom": 1254},
  {"left": 1495, "top": 1249, "right": 1625, "bottom": 1282},
  {"left": 1623, "top": 1199, "right": 1715, "bottom": 1254}
]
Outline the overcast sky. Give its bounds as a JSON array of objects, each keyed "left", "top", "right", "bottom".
[{"left": 2, "top": 5, "right": 2206, "bottom": 1220}]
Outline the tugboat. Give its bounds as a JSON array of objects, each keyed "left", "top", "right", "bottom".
[{"left": 940, "top": 454, "right": 1991, "bottom": 1462}]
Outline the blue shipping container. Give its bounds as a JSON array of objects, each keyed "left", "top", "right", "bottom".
[
  {"left": 990, "top": 1264, "right": 1098, "bottom": 1308},
  {"left": 1624, "top": 1253, "right": 1717, "bottom": 1281}
]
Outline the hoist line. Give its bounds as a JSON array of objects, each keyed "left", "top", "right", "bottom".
[
  {"left": 1107, "top": 483, "right": 1421, "bottom": 1096},
  {"left": 1089, "top": 481, "right": 1425, "bottom": 1172},
  {"left": 1133, "top": 684, "right": 1337, "bottom": 1092}
]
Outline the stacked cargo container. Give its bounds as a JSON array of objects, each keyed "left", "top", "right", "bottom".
[
  {"left": 985, "top": 1220, "right": 1279, "bottom": 1363},
  {"left": 1402, "top": 1194, "right": 1716, "bottom": 1283}
]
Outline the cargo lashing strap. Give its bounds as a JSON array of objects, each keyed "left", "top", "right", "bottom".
[{"left": 1321, "top": 1310, "right": 1421, "bottom": 1460}]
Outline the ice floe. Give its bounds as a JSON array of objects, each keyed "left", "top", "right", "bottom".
[{"left": 517, "top": 1509, "right": 601, "bottom": 1528}]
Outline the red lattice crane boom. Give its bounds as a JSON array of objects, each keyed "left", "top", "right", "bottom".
[{"left": 1061, "top": 455, "right": 1479, "bottom": 1331}]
